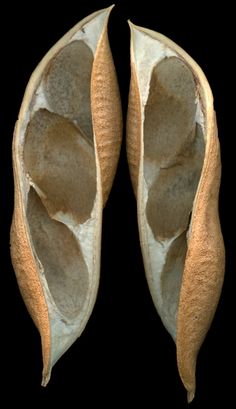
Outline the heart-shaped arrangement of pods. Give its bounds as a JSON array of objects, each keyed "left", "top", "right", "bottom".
[{"left": 11, "top": 5, "right": 225, "bottom": 402}]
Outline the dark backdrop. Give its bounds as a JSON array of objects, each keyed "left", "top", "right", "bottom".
[{"left": 1, "top": 1, "right": 234, "bottom": 407}]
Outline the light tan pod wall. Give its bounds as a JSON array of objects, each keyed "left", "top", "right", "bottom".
[
  {"left": 126, "top": 23, "right": 225, "bottom": 402},
  {"left": 11, "top": 7, "right": 122, "bottom": 385}
]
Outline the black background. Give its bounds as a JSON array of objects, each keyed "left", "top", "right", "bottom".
[{"left": 1, "top": 0, "right": 235, "bottom": 407}]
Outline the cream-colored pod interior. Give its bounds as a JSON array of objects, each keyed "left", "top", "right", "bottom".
[
  {"left": 11, "top": 6, "right": 122, "bottom": 386},
  {"left": 127, "top": 23, "right": 225, "bottom": 402}
]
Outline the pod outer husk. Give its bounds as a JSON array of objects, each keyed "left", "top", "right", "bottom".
[
  {"left": 126, "top": 62, "right": 141, "bottom": 196},
  {"left": 176, "top": 115, "right": 225, "bottom": 402},
  {"left": 91, "top": 24, "right": 123, "bottom": 205}
]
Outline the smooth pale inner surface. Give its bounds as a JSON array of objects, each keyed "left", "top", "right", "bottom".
[
  {"left": 143, "top": 56, "right": 205, "bottom": 337},
  {"left": 24, "top": 39, "right": 96, "bottom": 319}
]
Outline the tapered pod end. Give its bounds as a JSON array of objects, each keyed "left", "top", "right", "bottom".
[
  {"left": 41, "top": 369, "right": 51, "bottom": 387},
  {"left": 187, "top": 389, "right": 195, "bottom": 404}
]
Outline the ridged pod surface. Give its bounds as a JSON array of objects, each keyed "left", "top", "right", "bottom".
[
  {"left": 11, "top": 6, "right": 122, "bottom": 385},
  {"left": 126, "top": 23, "right": 225, "bottom": 401}
]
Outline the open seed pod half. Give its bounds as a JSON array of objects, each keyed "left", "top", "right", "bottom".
[
  {"left": 10, "top": 6, "right": 122, "bottom": 385},
  {"left": 127, "top": 23, "right": 225, "bottom": 402}
]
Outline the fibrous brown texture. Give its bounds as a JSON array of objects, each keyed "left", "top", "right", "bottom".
[
  {"left": 10, "top": 6, "right": 122, "bottom": 385},
  {"left": 126, "top": 23, "right": 225, "bottom": 402},
  {"left": 91, "top": 27, "right": 123, "bottom": 204},
  {"left": 177, "top": 116, "right": 225, "bottom": 402},
  {"left": 126, "top": 63, "right": 141, "bottom": 195}
]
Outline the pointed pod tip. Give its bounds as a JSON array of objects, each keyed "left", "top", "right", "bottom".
[
  {"left": 127, "top": 20, "right": 137, "bottom": 42},
  {"left": 106, "top": 4, "right": 115, "bottom": 13},
  {"left": 41, "top": 370, "right": 51, "bottom": 387},
  {"left": 127, "top": 20, "right": 137, "bottom": 30},
  {"left": 187, "top": 389, "right": 195, "bottom": 404},
  {"left": 100, "top": 4, "right": 115, "bottom": 25},
  {"left": 127, "top": 21, "right": 143, "bottom": 39}
]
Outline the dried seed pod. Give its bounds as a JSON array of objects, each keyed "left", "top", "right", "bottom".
[
  {"left": 11, "top": 6, "right": 122, "bottom": 385},
  {"left": 127, "top": 22, "right": 225, "bottom": 402}
]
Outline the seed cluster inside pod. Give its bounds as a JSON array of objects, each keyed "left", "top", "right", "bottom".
[
  {"left": 23, "top": 38, "right": 98, "bottom": 320},
  {"left": 143, "top": 56, "right": 205, "bottom": 336},
  {"left": 128, "top": 26, "right": 206, "bottom": 338}
]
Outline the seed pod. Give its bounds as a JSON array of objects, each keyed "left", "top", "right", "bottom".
[
  {"left": 11, "top": 6, "right": 122, "bottom": 385},
  {"left": 127, "top": 22, "right": 225, "bottom": 402}
]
